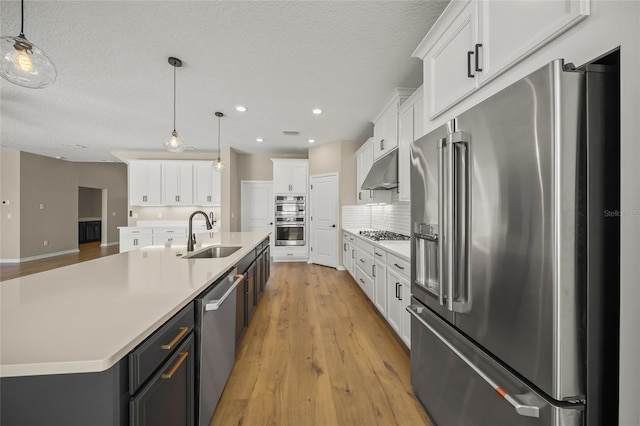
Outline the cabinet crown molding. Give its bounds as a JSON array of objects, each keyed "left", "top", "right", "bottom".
[
  {"left": 372, "top": 88, "right": 417, "bottom": 123},
  {"left": 412, "top": 0, "right": 473, "bottom": 59}
]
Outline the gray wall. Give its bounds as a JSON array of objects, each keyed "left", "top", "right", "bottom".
[
  {"left": 78, "top": 187, "right": 102, "bottom": 219},
  {"left": 0, "top": 149, "right": 21, "bottom": 260},
  {"left": 11, "top": 152, "right": 127, "bottom": 259}
]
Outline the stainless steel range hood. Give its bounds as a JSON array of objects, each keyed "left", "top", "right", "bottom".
[{"left": 361, "top": 149, "right": 398, "bottom": 190}]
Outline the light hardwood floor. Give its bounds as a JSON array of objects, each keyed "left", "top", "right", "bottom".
[
  {"left": 0, "top": 242, "right": 120, "bottom": 281},
  {"left": 213, "top": 262, "right": 432, "bottom": 426}
]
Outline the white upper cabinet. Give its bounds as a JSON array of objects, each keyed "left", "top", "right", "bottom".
[
  {"left": 372, "top": 88, "right": 414, "bottom": 161},
  {"left": 129, "top": 161, "right": 162, "bottom": 206},
  {"left": 193, "top": 162, "right": 221, "bottom": 206},
  {"left": 162, "top": 162, "right": 193, "bottom": 205},
  {"left": 356, "top": 138, "right": 374, "bottom": 204},
  {"left": 272, "top": 159, "right": 308, "bottom": 195},
  {"left": 413, "top": 0, "right": 589, "bottom": 118},
  {"left": 398, "top": 87, "right": 424, "bottom": 202}
]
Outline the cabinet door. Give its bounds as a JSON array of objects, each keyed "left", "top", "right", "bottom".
[
  {"left": 386, "top": 269, "right": 403, "bottom": 334},
  {"left": 245, "top": 263, "right": 256, "bottom": 322},
  {"left": 374, "top": 261, "right": 387, "bottom": 316},
  {"left": 273, "top": 164, "right": 291, "bottom": 194},
  {"left": 425, "top": 0, "right": 478, "bottom": 118},
  {"left": 130, "top": 162, "right": 162, "bottom": 206},
  {"left": 162, "top": 163, "right": 193, "bottom": 205},
  {"left": 210, "top": 170, "right": 221, "bottom": 206},
  {"left": 479, "top": 0, "right": 589, "bottom": 84},
  {"left": 289, "top": 164, "right": 308, "bottom": 194},
  {"left": 130, "top": 334, "right": 194, "bottom": 426},
  {"left": 193, "top": 162, "right": 213, "bottom": 206},
  {"left": 400, "top": 278, "right": 411, "bottom": 348},
  {"left": 381, "top": 103, "right": 399, "bottom": 157},
  {"left": 398, "top": 106, "right": 414, "bottom": 202},
  {"left": 356, "top": 141, "right": 375, "bottom": 204}
]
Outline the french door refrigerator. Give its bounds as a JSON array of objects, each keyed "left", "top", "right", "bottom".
[{"left": 408, "top": 59, "right": 619, "bottom": 426}]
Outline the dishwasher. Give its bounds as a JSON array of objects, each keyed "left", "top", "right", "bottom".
[{"left": 195, "top": 268, "right": 244, "bottom": 426}]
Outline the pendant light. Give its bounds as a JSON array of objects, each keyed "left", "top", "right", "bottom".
[
  {"left": 163, "top": 57, "right": 185, "bottom": 153},
  {"left": 0, "top": 0, "right": 56, "bottom": 88},
  {"left": 213, "top": 112, "right": 226, "bottom": 172}
]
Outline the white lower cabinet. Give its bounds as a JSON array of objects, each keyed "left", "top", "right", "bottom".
[
  {"left": 152, "top": 227, "right": 187, "bottom": 245},
  {"left": 345, "top": 230, "right": 411, "bottom": 348},
  {"left": 272, "top": 245, "right": 308, "bottom": 262},
  {"left": 119, "top": 228, "right": 153, "bottom": 253}
]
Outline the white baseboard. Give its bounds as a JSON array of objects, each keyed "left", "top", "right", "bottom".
[
  {"left": 100, "top": 242, "right": 119, "bottom": 247},
  {"left": 1, "top": 249, "right": 81, "bottom": 264},
  {"left": 336, "top": 265, "right": 346, "bottom": 271}
]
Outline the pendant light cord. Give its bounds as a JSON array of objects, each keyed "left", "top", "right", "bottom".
[
  {"left": 218, "top": 115, "right": 221, "bottom": 154},
  {"left": 173, "top": 65, "right": 176, "bottom": 132},
  {"left": 20, "top": 0, "right": 25, "bottom": 37}
]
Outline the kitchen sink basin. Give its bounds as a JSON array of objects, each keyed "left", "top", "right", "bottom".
[{"left": 184, "top": 246, "right": 241, "bottom": 259}]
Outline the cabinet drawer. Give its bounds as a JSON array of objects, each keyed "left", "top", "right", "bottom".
[
  {"left": 355, "top": 248, "right": 375, "bottom": 279},
  {"left": 356, "top": 238, "right": 374, "bottom": 255},
  {"left": 130, "top": 333, "right": 195, "bottom": 426},
  {"left": 355, "top": 266, "right": 374, "bottom": 301},
  {"left": 373, "top": 246, "right": 387, "bottom": 263},
  {"left": 120, "top": 228, "right": 153, "bottom": 237},
  {"left": 129, "top": 303, "right": 195, "bottom": 394},
  {"left": 387, "top": 252, "right": 409, "bottom": 278}
]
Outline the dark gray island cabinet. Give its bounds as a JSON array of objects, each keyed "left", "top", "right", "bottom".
[
  {"left": 1, "top": 302, "right": 196, "bottom": 426},
  {"left": 0, "top": 233, "right": 271, "bottom": 426}
]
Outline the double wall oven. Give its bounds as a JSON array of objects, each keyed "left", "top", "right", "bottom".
[{"left": 275, "top": 196, "right": 305, "bottom": 246}]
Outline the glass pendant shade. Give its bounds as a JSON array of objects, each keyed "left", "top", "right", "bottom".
[
  {"left": 213, "top": 157, "right": 225, "bottom": 172},
  {"left": 0, "top": 35, "right": 56, "bottom": 89},
  {"left": 163, "top": 130, "right": 185, "bottom": 153}
]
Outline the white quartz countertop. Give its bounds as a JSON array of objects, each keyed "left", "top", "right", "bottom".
[
  {"left": 0, "top": 232, "right": 268, "bottom": 378},
  {"left": 342, "top": 228, "right": 411, "bottom": 261}
]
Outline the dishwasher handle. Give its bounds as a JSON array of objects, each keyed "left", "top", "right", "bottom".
[{"left": 205, "top": 274, "right": 244, "bottom": 311}]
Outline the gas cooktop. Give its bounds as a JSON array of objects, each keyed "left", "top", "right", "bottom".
[{"left": 358, "top": 230, "right": 410, "bottom": 241}]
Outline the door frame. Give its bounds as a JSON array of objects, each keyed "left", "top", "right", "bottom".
[{"left": 308, "top": 172, "right": 339, "bottom": 268}]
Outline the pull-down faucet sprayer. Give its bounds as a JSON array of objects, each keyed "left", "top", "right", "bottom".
[{"left": 187, "top": 211, "right": 213, "bottom": 251}]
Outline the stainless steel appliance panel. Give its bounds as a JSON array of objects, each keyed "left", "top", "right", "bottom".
[
  {"left": 197, "top": 270, "right": 242, "bottom": 426},
  {"left": 408, "top": 301, "right": 583, "bottom": 426},
  {"left": 410, "top": 124, "right": 453, "bottom": 323},
  {"left": 275, "top": 223, "right": 305, "bottom": 246},
  {"left": 452, "top": 60, "right": 585, "bottom": 400}
]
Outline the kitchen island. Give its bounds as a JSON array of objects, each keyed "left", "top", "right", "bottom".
[{"left": 0, "top": 231, "right": 269, "bottom": 426}]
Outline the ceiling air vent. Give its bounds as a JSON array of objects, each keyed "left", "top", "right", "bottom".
[{"left": 282, "top": 131, "right": 300, "bottom": 136}]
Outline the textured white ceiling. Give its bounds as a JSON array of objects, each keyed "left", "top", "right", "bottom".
[{"left": 0, "top": 0, "right": 447, "bottom": 162}]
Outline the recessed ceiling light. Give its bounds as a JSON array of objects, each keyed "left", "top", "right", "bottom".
[
  {"left": 235, "top": 106, "right": 247, "bottom": 112},
  {"left": 308, "top": 139, "right": 316, "bottom": 144},
  {"left": 256, "top": 138, "right": 264, "bottom": 143},
  {"left": 312, "top": 108, "right": 322, "bottom": 115}
]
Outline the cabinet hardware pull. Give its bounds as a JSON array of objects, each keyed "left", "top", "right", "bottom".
[
  {"left": 467, "top": 51, "right": 475, "bottom": 78},
  {"left": 360, "top": 278, "right": 365, "bottom": 284},
  {"left": 398, "top": 284, "right": 402, "bottom": 301},
  {"left": 380, "top": 139, "right": 385, "bottom": 151},
  {"left": 396, "top": 283, "right": 399, "bottom": 299},
  {"left": 161, "top": 326, "right": 189, "bottom": 350},
  {"left": 375, "top": 252, "right": 382, "bottom": 257},
  {"left": 372, "top": 264, "right": 376, "bottom": 277},
  {"left": 359, "top": 258, "right": 365, "bottom": 263},
  {"left": 344, "top": 243, "right": 347, "bottom": 251},
  {"left": 359, "top": 192, "right": 362, "bottom": 200},
  {"left": 161, "top": 351, "right": 189, "bottom": 379},
  {"left": 474, "top": 43, "right": 483, "bottom": 72},
  {"left": 394, "top": 263, "right": 405, "bottom": 270}
]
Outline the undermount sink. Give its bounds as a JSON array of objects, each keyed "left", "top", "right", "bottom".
[{"left": 184, "top": 246, "right": 241, "bottom": 259}]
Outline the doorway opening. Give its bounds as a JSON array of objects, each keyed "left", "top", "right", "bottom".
[{"left": 78, "top": 186, "right": 104, "bottom": 250}]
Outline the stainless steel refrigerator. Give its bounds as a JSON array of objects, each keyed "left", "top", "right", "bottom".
[{"left": 408, "top": 58, "right": 619, "bottom": 426}]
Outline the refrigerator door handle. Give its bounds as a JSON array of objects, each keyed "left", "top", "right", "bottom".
[
  {"left": 437, "top": 137, "right": 446, "bottom": 306},
  {"left": 447, "top": 131, "right": 471, "bottom": 313},
  {"left": 406, "top": 305, "right": 540, "bottom": 418}
]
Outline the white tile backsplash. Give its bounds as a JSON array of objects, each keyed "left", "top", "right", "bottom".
[
  {"left": 342, "top": 202, "right": 410, "bottom": 236},
  {"left": 371, "top": 202, "right": 410, "bottom": 235},
  {"left": 341, "top": 205, "right": 371, "bottom": 229}
]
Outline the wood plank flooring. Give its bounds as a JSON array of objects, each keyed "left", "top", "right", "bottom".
[
  {"left": 212, "top": 262, "right": 432, "bottom": 426},
  {"left": 0, "top": 242, "right": 120, "bottom": 281}
]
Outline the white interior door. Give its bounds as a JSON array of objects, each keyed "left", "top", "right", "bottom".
[
  {"left": 241, "top": 181, "right": 273, "bottom": 235},
  {"left": 309, "top": 174, "right": 338, "bottom": 268}
]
